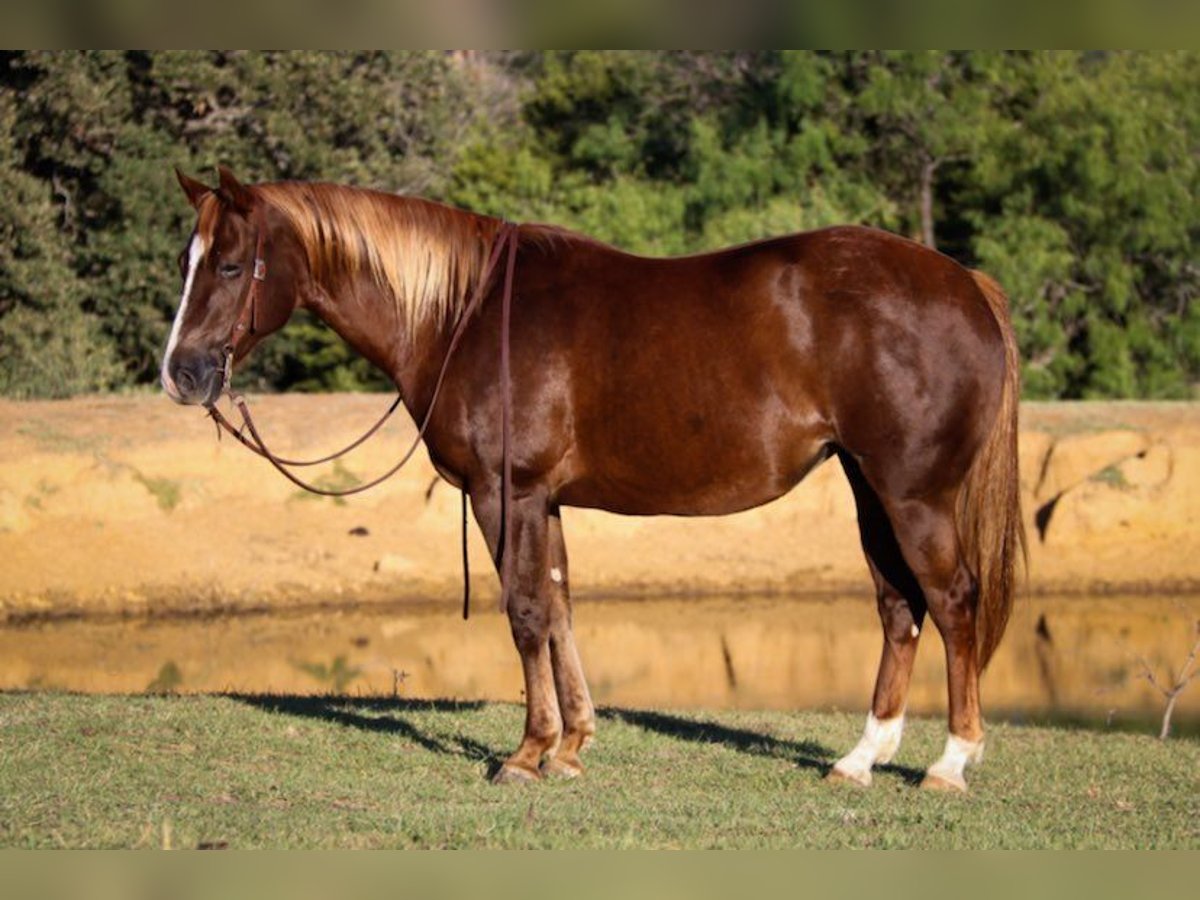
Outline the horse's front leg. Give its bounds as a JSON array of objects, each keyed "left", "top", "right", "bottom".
[
  {"left": 470, "top": 486, "right": 561, "bottom": 783},
  {"left": 542, "top": 506, "right": 595, "bottom": 778}
]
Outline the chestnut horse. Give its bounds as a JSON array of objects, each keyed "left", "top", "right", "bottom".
[{"left": 163, "top": 167, "right": 1023, "bottom": 792}]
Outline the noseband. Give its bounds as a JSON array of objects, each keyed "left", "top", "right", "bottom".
[{"left": 205, "top": 210, "right": 521, "bottom": 618}]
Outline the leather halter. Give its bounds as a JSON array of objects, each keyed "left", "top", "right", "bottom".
[
  {"left": 206, "top": 213, "right": 521, "bottom": 618},
  {"left": 221, "top": 205, "right": 269, "bottom": 395}
]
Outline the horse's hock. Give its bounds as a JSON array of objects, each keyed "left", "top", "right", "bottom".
[{"left": 0, "top": 396, "right": 1198, "bottom": 618}]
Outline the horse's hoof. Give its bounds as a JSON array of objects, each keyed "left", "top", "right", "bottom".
[
  {"left": 491, "top": 763, "right": 541, "bottom": 785},
  {"left": 920, "top": 772, "right": 967, "bottom": 793},
  {"left": 826, "top": 765, "right": 872, "bottom": 788},
  {"left": 541, "top": 755, "right": 583, "bottom": 779}
]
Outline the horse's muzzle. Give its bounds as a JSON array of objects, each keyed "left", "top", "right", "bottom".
[{"left": 164, "top": 348, "right": 223, "bottom": 406}]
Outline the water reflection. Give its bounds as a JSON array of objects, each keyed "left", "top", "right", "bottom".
[{"left": 2, "top": 594, "right": 1197, "bottom": 734}]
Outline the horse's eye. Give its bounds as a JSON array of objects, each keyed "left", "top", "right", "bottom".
[{"left": 219, "top": 263, "right": 243, "bottom": 279}]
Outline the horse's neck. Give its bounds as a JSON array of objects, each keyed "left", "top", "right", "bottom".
[
  {"left": 295, "top": 197, "right": 503, "bottom": 417},
  {"left": 301, "top": 263, "right": 463, "bottom": 421}
]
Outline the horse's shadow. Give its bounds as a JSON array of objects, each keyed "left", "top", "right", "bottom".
[
  {"left": 598, "top": 707, "right": 920, "bottom": 784},
  {"left": 231, "top": 693, "right": 506, "bottom": 776},
  {"left": 598, "top": 706, "right": 833, "bottom": 772},
  {"left": 231, "top": 694, "right": 923, "bottom": 784},
  {"left": 622, "top": 707, "right": 927, "bottom": 784}
]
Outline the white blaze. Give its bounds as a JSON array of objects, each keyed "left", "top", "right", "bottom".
[{"left": 161, "top": 233, "right": 206, "bottom": 401}]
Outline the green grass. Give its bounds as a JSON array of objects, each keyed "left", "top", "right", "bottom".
[
  {"left": 0, "top": 693, "right": 1196, "bottom": 849},
  {"left": 1089, "top": 463, "right": 1132, "bottom": 490},
  {"left": 131, "top": 471, "right": 183, "bottom": 511},
  {"left": 289, "top": 460, "right": 361, "bottom": 507}
]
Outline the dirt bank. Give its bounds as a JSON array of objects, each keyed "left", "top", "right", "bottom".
[{"left": 1, "top": 395, "right": 1197, "bottom": 619}]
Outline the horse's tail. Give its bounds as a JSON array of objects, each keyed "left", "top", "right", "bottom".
[{"left": 959, "top": 269, "right": 1026, "bottom": 670}]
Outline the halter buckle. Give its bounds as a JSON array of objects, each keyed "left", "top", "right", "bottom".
[{"left": 252, "top": 258, "right": 267, "bottom": 281}]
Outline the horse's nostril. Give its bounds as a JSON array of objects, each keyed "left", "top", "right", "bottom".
[{"left": 176, "top": 367, "right": 197, "bottom": 393}]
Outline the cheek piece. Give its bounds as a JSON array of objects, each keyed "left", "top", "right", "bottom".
[{"left": 218, "top": 209, "right": 268, "bottom": 398}]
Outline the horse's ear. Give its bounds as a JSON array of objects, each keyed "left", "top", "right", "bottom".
[
  {"left": 217, "top": 165, "right": 255, "bottom": 214},
  {"left": 175, "top": 167, "right": 211, "bottom": 209}
]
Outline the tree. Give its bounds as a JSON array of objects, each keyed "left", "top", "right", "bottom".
[
  {"left": 0, "top": 74, "right": 120, "bottom": 397},
  {"left": 965, "top": 52, "right": 1199, "bottom": 398},
  {"left": 1, "top": 51, "right": 1195, "bottom": 400},
  {"left": 845, "top": 51, "right": 1008, "bottom": 250},
  {"left": 1, "top": 51, "right": 483, "bottom": 395}
]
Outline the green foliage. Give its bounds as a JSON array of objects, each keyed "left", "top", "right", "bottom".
[
  {"left": 1, "top": 51, "right": 1196, "bottom": 400},
  {"left": 964, "top": 52, "right": 1200, "bottom": 398},
  {"left": 1, "top": 51, "right": 476, "bottom": 396},
  {"left": 0, "top": 82, "right": 121, "bottom": 397}
]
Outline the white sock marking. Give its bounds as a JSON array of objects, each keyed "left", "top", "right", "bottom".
[
  {"left": 925, "top": 733, "right": 985, "bottom": 789},
  {"left": 161, "top": 233, "right": 206, "bottom": 400},
  {"left": 832, "top": 712, "right": 906, "bottom": 786}
]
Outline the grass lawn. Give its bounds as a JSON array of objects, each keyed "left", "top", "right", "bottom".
[{"left": 0, "top": 692, "right": 1196, "bottom": 849}]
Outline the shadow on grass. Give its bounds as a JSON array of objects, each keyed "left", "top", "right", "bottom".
[
  {"left": 229, "top": 694, "right": 507, "bottom": 776},
  {"left": 599, "top": 707, "right": 925, "bottom": 784},
  {"left": 229, "top": 694, "right": 928, "bottom": 784}
]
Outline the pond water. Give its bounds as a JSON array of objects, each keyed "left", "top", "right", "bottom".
[{"left": 2, "top": 593, "right": 1197, "bottom": 735}]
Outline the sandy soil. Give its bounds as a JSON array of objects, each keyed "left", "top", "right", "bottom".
[{"left": 1, "top": 395, "right": 1198, "bottom": 620}]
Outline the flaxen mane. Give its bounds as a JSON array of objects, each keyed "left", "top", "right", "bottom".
[{"left": 254, "top": 182, "right": 499, "bottom": 331}]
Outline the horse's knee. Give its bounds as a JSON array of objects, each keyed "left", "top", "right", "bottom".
[
  {"left": 508, "top": 593, "right": 552, "bottom": 651},
  {"left": 877, "top": 589, "right": 922, "bottom": 645}
]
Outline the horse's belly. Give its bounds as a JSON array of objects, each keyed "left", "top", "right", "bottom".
[{"left": 558, "top": 434, "right": 833, "bottom": 517}]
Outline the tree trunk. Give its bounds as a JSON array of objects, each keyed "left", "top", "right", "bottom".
[
  {"left": 1160, "top": 691, "right": 1177, "bottom": 740},
  {"left": 919, "top": 158, "right": 938, "bottom": 249}
]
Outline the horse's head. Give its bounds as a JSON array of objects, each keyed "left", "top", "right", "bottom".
[{"left": 161, "top": 166, "right": 300, "bottom": 406}]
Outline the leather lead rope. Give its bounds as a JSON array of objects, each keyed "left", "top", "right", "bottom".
[
  {"left": 461, "top": 489, "right": 471, "bottom": 621},
  {"left": 206, "top": 218, "right": 521, "bottom": 620},
  {"left": 212, "top": 394, "right": 404, "bottom": 468},
  {"left": 499, "top": 226, "right": 518, "bottom": 616}
]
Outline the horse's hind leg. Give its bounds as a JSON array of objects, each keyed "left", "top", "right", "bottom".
[
  {"left": 882, "top": 494, "right": 985, "bottom": 792},
  {"left": 541, "top": 506, "right": 596, "bottom": 778},
  {"left": 470, "top": 486, "right": 562, "bottom": 784},
  {"left": 830, "top": 453, "right": 927, "bottom": 787}
]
